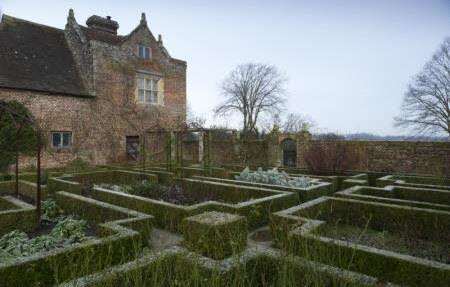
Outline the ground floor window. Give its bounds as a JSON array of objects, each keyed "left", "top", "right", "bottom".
[{"left": 52, "top": 132, "right": 72, "bottom": 148}]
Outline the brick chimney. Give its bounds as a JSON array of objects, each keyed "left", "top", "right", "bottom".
[{"left": 86, "top": 15, "right": 119, "bottom": 34}]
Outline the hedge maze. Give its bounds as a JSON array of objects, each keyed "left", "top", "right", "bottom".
[{"left": 0, "top": 166, "right": 449, "bottom": 286}]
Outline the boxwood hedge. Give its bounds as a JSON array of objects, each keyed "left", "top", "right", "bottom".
[{"left": 271, "top": 197, "right": 450, "bottom": 287}]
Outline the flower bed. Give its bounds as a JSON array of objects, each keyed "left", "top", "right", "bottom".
[
  {"left": 271, "top": 197, "right": 450, "bottom": 287},
  {"left": 376, "top": 175, "right": 450, "bottom": 190},
  {"left": 0, "top": 191, "right": 153, "bottom": 287},
  {"left": 0, "top": 217, "right": 94, "bottom": 263},
  {"left": 192, "top": 175, "right": 332, "bottom": 203},
  {"left": 49, "top": 173, "right": 298, "bottom": 231},
  {"left": 227, "top": 167, "right": 368, "bottom": 192},
  {"left": 47, "top": 170, "right": 158, "bottom": 195},
  {"left": 235, "top": 167, "right": 315, "bottom": 188},
  {"left": 336, "top": 185, "right": 450, "bottom": 211},
  {"left": 95, "top": 180, "right": 273, "bottom": 206}
]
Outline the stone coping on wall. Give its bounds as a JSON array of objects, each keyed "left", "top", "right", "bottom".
[
  {"left": 335, "top": 185, "right": 450, "bottom": 211},
  {"left": 0, "top": 191, "right": 154, "bottom": 286},
  {"left": 59, "top": 245, "right": 400, "bottom": 287},
  {"left": 376, "top": 175, "right": 450, "bottom": 190},
  {"left": 271, "top": 196, "right": 450, "bottom": 287}
]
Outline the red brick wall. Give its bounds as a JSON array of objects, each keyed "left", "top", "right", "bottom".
[
  {"left": 297, "top": 140, "right": 450, "bottom": 176},
  {"left": 0, "top": 88, "right": 98, "bottom": 167}
]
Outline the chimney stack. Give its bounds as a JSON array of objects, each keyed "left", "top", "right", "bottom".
[{"left": 86, "top": 15, "right": 119, "bottom": 34}]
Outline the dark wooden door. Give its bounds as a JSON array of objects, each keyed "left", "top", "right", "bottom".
[
  {"left": 282, "top": 138, "right": 297, "bottom": 167},
  {"left": 126, "top": 136, "right": 139, "bottom": 161}
]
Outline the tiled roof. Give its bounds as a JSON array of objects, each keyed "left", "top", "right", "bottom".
[{"left": 0, "top": 15, "right": 90, "bottom": 97}]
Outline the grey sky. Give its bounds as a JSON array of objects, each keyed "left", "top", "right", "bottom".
[{"left": 1, "top": 0, "right": 449, "bottom": 135}]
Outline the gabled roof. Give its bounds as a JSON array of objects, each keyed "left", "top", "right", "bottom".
[{"left": 0, "top": 15, "right": 90, "bottom": 97}]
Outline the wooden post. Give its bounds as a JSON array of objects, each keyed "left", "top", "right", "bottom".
[
  {"left": 166, "top": 131, "right": 172, "bottom": 172},
  {"left": 141, "top": 132, "right": 146, "bottom": 175},
  {"left": 14, "top": 125, "right": 22, "bottom": 198},
  {"left": 36, "top": 133, "right": 42, "bottom": 225},
  {"left": 15, "top": 150, "right": 19, "bottom": 198},
  {"left": 180, "top": 132, "right": 184, "bottom": 168}
]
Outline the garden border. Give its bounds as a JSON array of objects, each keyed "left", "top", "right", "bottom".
[
  {"left": 0, "top": 191, "right": 154, "bottom": 287},
  {"left": 49, "top": 173, "right": 298, "bottom": 231},
  {"left": 376, "top": 174, "right": 450, "bottom": 190},
  {"left": 335, "top": 185, "right": 450, "bottom": 211},
  {"left": 271, "top": 196, "right": 450, "bottom": 287}
]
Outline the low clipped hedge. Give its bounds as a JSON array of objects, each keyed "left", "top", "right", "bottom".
[
  {"left": 271, "top": 197, "right": 450, "bottom": 287},
  {"left": 48, "top": 170, "right": 158, "bottom": 195},
  {"left": 141, "top": 169, "right": 176, "bottom": 185},
  {"left": 0, "top": 180, "right": 49, "bottom": 201},
  {"left": 182, "top": 211, "right": 247, "bottom": 260},
  {"left": 0, "top": 197, "right": 17, "bottom": 211},
  {"left": 377, "top": 175, "right": 450, "bottom": 190},
  {"left": 0, "top": 196, "right": 36, "bottom": 235},
  {"left": 49, "top": 173, "right": 298, "bottom": 232},
  {"left": 192, "top": 175, "right": 332, "bottom": 202},
  {"left": 336, "top": 185, "right": 450, "bottom": 211},
  {"left": 59, "top": 245, "right": 398, "bottom": 287},
  {"left": 176, "top": 166, "right": 229, "bottom": 178},
  {"left": 0, "top": 191, "right": 154, "bottom": 287}
]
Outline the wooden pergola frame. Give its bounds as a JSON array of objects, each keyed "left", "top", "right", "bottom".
[{"left": 141, "top": 127, "right": 236, "bottom": 173}]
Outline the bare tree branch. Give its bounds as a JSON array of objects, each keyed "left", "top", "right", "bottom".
[
  {"left": 215, "top": 63, "right": 286, "bottom": 134},
  {"left": 395, "top": 38, "right": 450, "bottom": 138}
]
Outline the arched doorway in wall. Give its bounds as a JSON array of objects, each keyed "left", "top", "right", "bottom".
[{"left": 281, "top": 138, "right": 297, "bottom": 167}]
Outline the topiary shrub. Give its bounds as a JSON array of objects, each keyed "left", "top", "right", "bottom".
[{"left": 182, "top": 211, "right": 247, "bottom": 260}]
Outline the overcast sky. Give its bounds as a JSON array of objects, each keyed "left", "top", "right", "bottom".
[{"left": 1, "top": 0, "right": 449, "bottom": 135}]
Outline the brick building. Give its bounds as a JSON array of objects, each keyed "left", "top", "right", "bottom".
[{"left": 0, "top": 10, "right": 187, "bottom": 167}]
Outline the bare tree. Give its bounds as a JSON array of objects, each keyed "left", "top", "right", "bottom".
[
  {"left": 186, "top": 103, "right": 206, "bottom": 129},
  {"left": 282, "top": 113, "right": 315, "bottom": 133},
  {"left": 215, "top": 63, "right": 286, "bottom": 134},
  {"left": 395, "top": 38, "right": 450, "bottom": 137}
]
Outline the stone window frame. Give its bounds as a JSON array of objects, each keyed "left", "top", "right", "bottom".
[
  {"left": 51, "top": 131, "right": 72, "bottom": 149},
  {"left": 135, "top": 71, "right": 164, "bottom": 106},
  {"left": 138, "top": 44, "right": 151, "bottom": 60}
]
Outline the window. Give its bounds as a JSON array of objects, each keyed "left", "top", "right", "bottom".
[
  {"left": 52, "top": 132, "right": 72, "bottom": 148},
  {"left": 138, "top": 45, "right": 151, "bottom": 59},
  {"left": 137, "top": 76, "right": 160, "bottom": 104}
]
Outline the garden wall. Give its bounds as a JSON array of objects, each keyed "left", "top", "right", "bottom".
[{"left": 297, "top": 140, "right": 449, "bottom": 177}]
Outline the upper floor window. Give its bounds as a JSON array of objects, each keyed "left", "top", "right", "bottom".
[
  {"left": 138, "top": 45, "right": 151, "bottom": 59},
  {"left": 137, "top": 76, "right": 159, "bottom": 105},
  {"left": 52, "top": 131, "right": 72, "bottom": 149}
]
